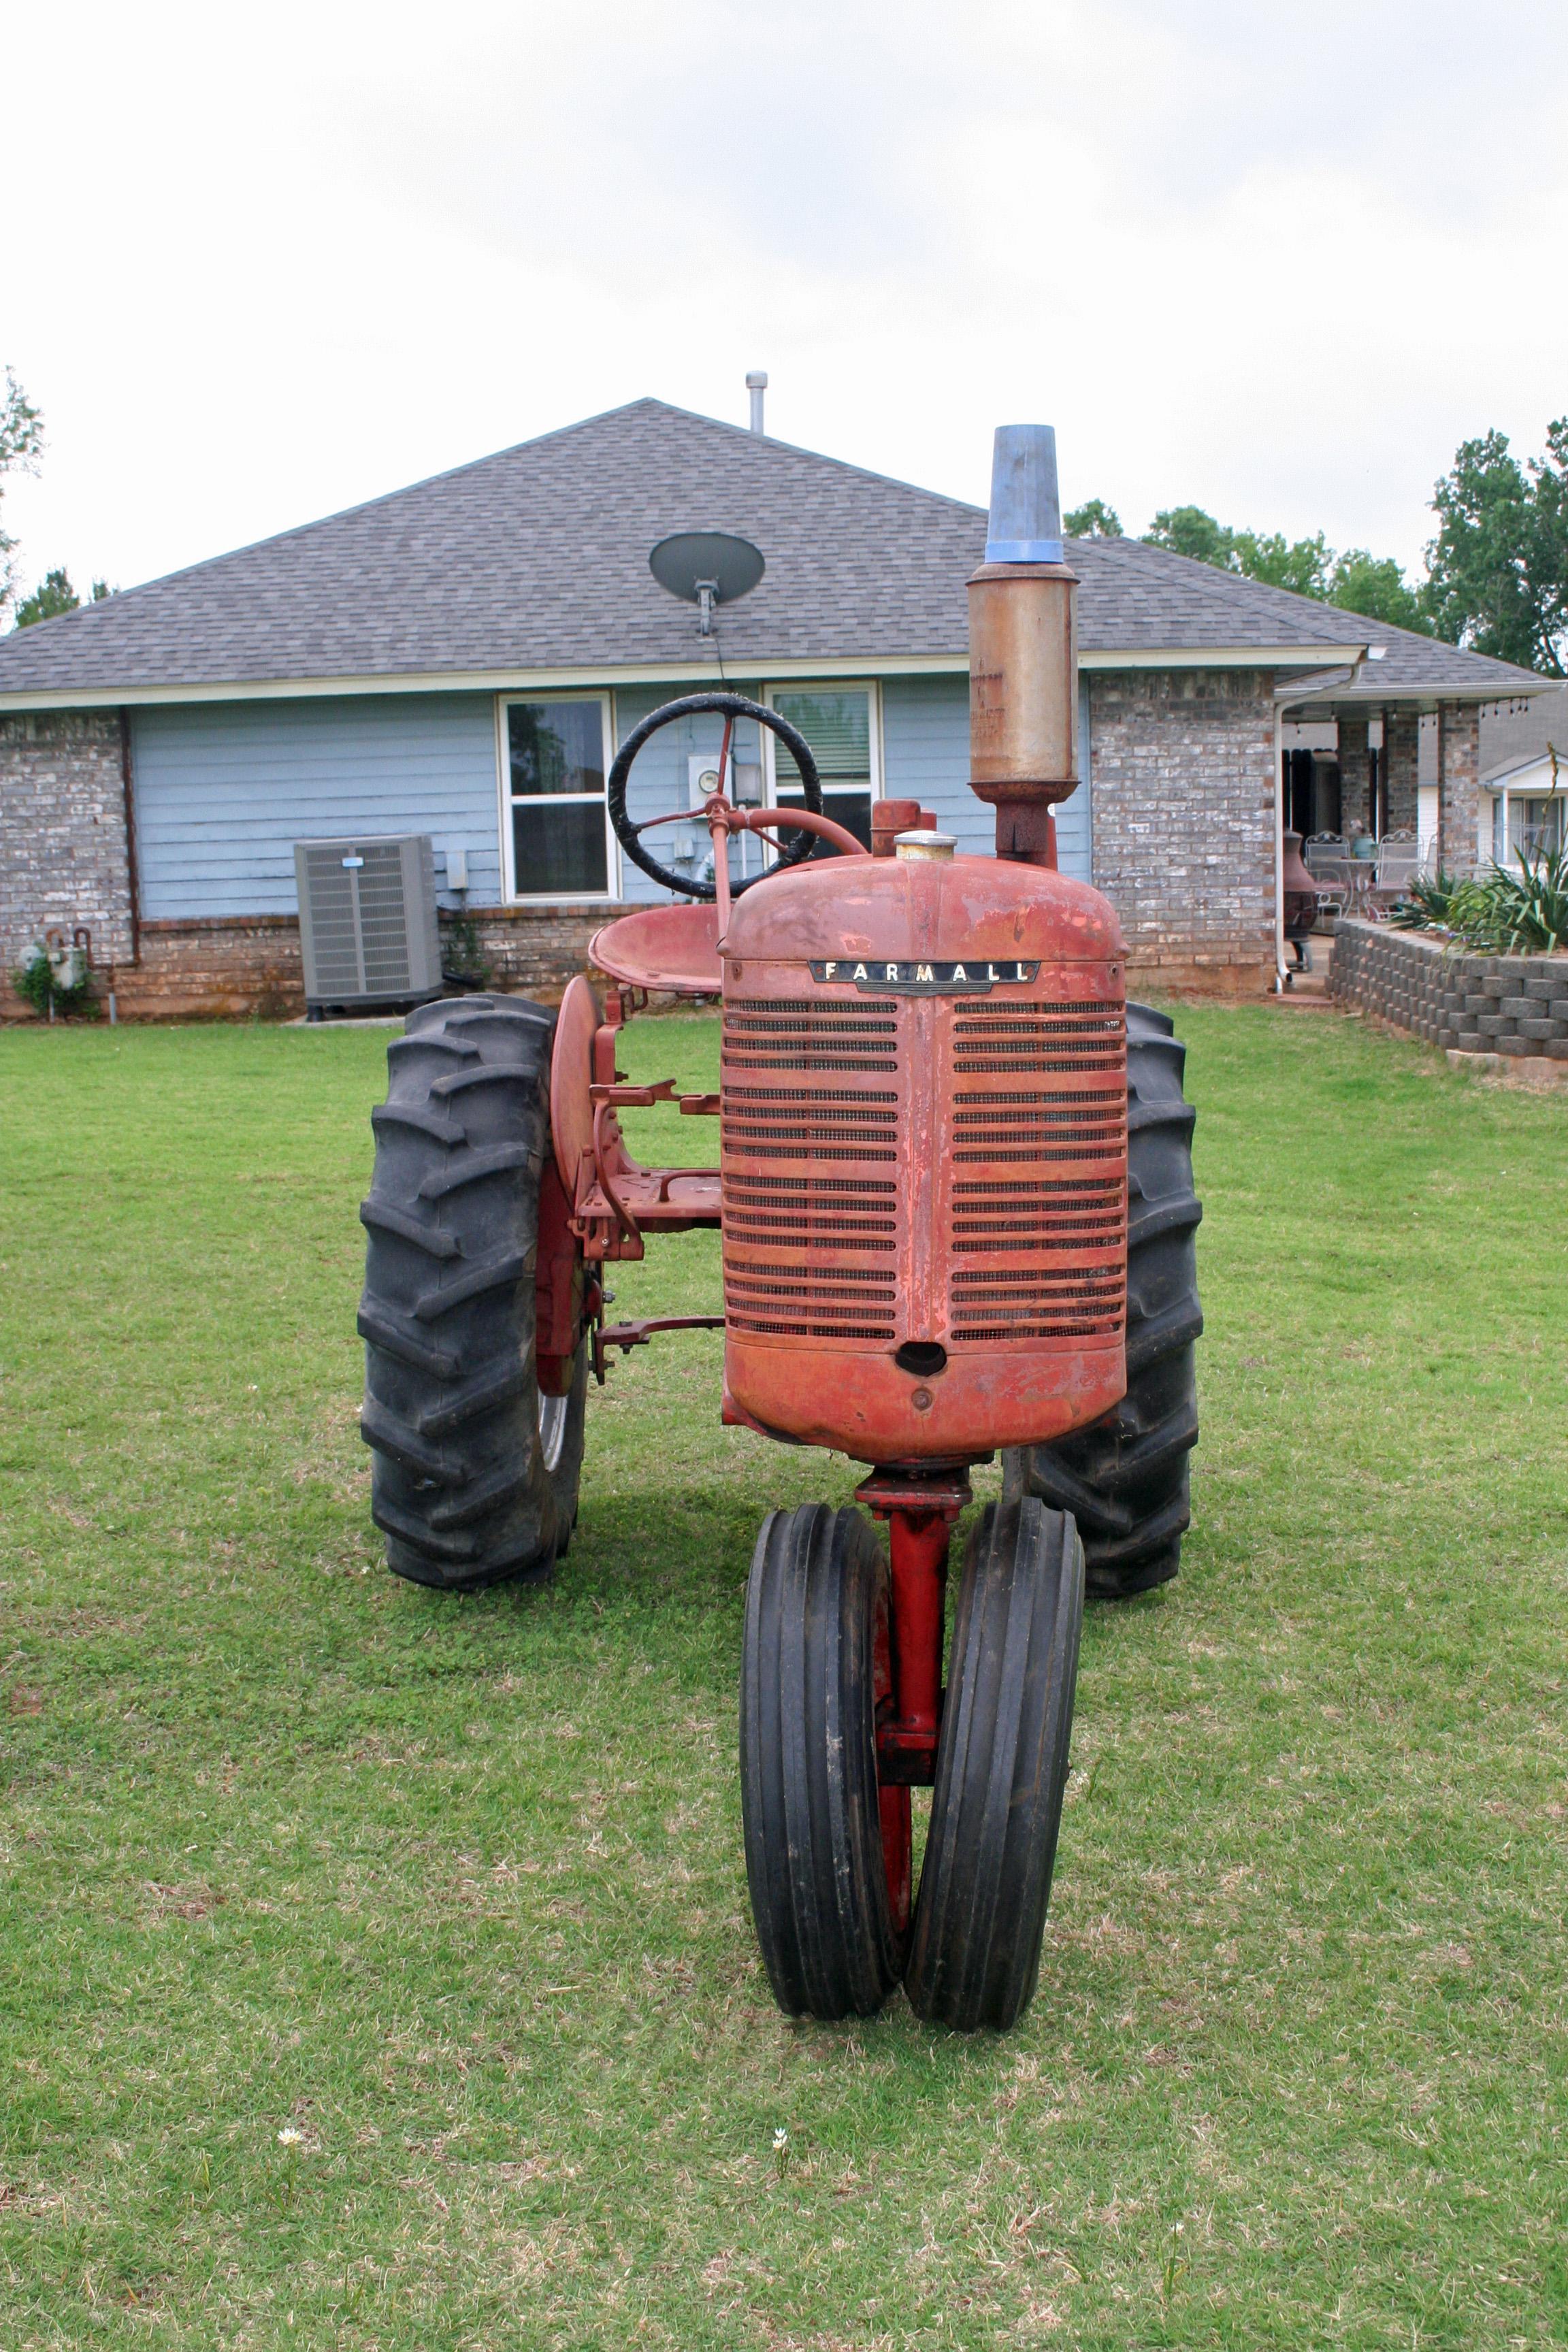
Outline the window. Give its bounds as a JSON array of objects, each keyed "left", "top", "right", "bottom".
[
  {"left": 499, "top": 696, "right": 615, "bottom": 899},
  {"left": 1507, "top": 794, "right": 1565, "bottom": 862},
  {"left": 765, "top": 685, "right": 880, "bottom": 855}
]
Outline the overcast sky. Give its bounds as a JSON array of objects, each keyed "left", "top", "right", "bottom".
[{"left": 5, "top": 0, "right": 1567, "bottom": 604}]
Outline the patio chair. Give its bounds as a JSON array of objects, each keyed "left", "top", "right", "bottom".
[
  {"left": 1303, "top": 833, "right": 1350, "bottom": 918},
  {"left": 1370, "top": 834, "right": 1422, "bottom": 916}
]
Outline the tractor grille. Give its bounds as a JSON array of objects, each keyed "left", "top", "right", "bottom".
[{"left": 721, "top": 988, "right": 1125, "bottom": 1349}]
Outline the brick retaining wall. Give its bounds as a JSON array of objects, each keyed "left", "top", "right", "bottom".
[{"left": 1329, "top": 917, "right": 1568, "bottom": 1058}]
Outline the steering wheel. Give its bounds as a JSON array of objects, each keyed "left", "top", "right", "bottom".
[{"left": 606, "top": 691, "right": 824, "bottom": 901}]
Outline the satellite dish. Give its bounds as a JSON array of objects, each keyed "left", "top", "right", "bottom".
[{"left": 649, "top": 532, "right": 764, "bottom": 635}]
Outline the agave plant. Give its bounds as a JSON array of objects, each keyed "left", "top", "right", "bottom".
[
  {"left": 1390, "top": 850, "right": 1568, "bottom": 953},
  {"left": 1477, "top": 843, "right": 1568, "bottom": 954},
  {"left": 1388, "top": 870, "right": 1458, "bottom": 930}
]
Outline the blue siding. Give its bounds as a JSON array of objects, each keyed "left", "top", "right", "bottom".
[
  {"left": 881, "top": 672, "right": 1092, "bottom": 881},
  {"left": 132, "top": 694, "right": 502, "bottom": 919},
  {"left": 131, "top": 669, "right": 1094, "bottom": 922}
]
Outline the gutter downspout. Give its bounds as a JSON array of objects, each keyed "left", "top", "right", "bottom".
[{"left": 119, "top": 706, "right": 142, "bottom": 966}]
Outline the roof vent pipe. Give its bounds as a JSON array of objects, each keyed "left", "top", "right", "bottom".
[
  {"left": 985, "top": 423, "right": 1064, "bottom": 564},
  {"left": 745, "top": 371, "right": 768, "bottom": 436}
]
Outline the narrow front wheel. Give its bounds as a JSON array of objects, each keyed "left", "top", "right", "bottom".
[
  {"left": 904, "top": 1499, "right": 1084, "bottom": 2031},
  {"left": 740, "top": 1504, "right": 909, "bottom": 2019}
]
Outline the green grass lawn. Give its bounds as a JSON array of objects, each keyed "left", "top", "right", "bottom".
[{"left": 1, "top": 1004, "right": 1565, "bottom": 2350}]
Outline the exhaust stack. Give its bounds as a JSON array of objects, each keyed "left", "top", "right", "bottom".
[{"left": 968, "top": 423, "right": 1079, "bottom": 866}]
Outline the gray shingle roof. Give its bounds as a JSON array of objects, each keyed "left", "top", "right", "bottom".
[{"left": 0, "top": 398, "right": 1546, "bottom": 703}]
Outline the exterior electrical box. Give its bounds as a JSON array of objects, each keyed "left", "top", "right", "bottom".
[{"left": 294, "top": 834, "right": 442, "bottom": 1013}]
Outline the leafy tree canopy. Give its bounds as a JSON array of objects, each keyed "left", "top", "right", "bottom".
[
  {"left": 1, "top": 364, "right": 44, "bottom": 620},
  {"left": 1326, "top": 549, "right": 1428, "bottom": 635},
  {"left": 1422, "top": 423, "right": 1568, "bottom": 676},
  {"left": 1143, "top": 502, "right": 1431, "bottom": 636},
  {"left": 14, "top": 567, "right": 112, "bottom": 627},
  {"left": 1064, "top": 497, "right": 1122, "bottom": 538}
]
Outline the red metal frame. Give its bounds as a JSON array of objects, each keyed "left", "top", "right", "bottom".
[{"left": 542, "top": 760, "right": 1127, "bottom": 1880}]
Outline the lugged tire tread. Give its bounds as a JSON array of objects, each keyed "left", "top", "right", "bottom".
[
  {"left": 359, "top": 995, "right": 588, "bottom": 1592},
  {"left": 1011, "top": 1000, "right": 1203, "bottom": 1599}
]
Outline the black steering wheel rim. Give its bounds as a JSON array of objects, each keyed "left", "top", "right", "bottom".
[{"left": 606, "top": 691, "right": 824, "bottom": 900}]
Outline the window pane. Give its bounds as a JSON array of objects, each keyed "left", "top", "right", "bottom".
[
  {"left": 772, "top": 690, "right": 871, "bottom": 788},
  {"left": 513, "top": 801, "right": 608, "bottom": 895},
  {"left": 774, "top": 789, "right": 872, "bottom": 858},
  {"left": 1509, "top": 796, "right": 1565, "bottom": 858},
  {"left": 508, "top": 702, "right": 605, "bottom": 797}
]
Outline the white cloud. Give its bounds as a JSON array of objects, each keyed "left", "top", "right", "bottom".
[{"left": 4, "top": 0, "right": 1566, "bottom": 598}]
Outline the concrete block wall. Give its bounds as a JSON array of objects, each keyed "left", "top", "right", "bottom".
[
  {"left": 1088, "top": 668, "right": 1276, "bottom": 992},
  {"left": 1330, "top": 917, "right": 1568, "bottom": 1058},
  {"left": 0, "top": 709, "right": 134, "bottom": 971}
]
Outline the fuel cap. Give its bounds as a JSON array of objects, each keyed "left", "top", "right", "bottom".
[{"left": 894, "top": 831, "right": 956, "bottom": 861}]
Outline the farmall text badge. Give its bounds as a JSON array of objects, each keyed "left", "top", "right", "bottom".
[{"left": 809, "top": 958, "right": 1041, "bottom": 996}]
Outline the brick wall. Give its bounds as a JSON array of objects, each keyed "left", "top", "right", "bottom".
[
  {"left": 1088, "top": 668, "right": 1276, "bottom": 992},
  {"left": 1385, "top": 710, "right": 1420, "bottom": 833},
  {"left": 0, "top": 708, "right": 133, "bottom": 974},
  {"left": 1438, "top": 701, "right": 1482, "bottom": 877},
  {"left": 1339, "top": 716, "right": 1371, "bottom": 833},
  {"left": 0, "top": 899, "right": 639, "bottom": 1022},
  {"left": 1330, "top": 917, "right": 1568, "bottom": 1056}
]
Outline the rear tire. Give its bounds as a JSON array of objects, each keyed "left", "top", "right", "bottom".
[
  {"left": 740, "top": 1504, "right": 909, "bottom": 2020},
  {"left": 904, "top": 1499, "right": 1084, "bottom": 2032},
  {"left": 358, "top": 994, "right": 587, "bottom": 1592},
  {"left": 1007, "top": 1000, "right": 1203, "bottom": 1599}
]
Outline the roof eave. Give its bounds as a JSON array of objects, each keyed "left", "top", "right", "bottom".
[{"left": 0, "top": 640, "right": 1384, "bottom": 713}]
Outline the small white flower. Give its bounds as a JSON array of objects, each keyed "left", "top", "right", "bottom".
[
  {"left": 772, "top": 2127, "right": 789, "bottom": 2153},
  {"left": 276, "top": 2125, "right": 304, "bottom": 2147}
]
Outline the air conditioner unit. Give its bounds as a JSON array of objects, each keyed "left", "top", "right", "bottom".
[{"left": 294, "top": 835, "right": 443, "bottom": 1015}]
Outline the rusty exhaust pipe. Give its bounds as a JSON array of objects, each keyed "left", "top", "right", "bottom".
[{"left": 968, "top": 424, "right": 1079, "bottom": 867}]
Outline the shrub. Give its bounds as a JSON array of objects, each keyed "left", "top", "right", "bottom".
[
  {"left": 11, "top": 946, "right": 99, "bottom": 1020},
  {"left": 1389, "top": 848, "right": 1568, "bottom": 956}
]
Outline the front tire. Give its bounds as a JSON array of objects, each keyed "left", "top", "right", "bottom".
[
  {"left": 740, "top": 1505, "right": 909, "bottom": 2020},
  {"left": 357, "top": 995, "right": 586, "bottom": 1592},
  {"left": 1007, "top": 1000, "right": 1203, "bottom": 1599},
  {"left": 904, "top": 1499, "right": 1084, "bottom": 2032}
]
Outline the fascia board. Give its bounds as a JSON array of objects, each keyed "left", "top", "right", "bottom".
[{"left": 0, "top": 642, "right": 1384, "bottom": 713}]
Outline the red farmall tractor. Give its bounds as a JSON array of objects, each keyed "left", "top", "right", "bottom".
[{"left": 358, "top": 427, "right": 1203, "bottom": 2031}]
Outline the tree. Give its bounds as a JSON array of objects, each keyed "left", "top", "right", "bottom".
[
  {"left": 1326, "top": 549, "right": 1431, "bottom": 634},
  {"left": 1, "top": 365, "right": 44, "bottom": 621},
  {"left": 1064, "top": 497, "right": 1122, "bottom": 538},
  {"left": 1143, "top": 505, "right": 1235, "bottom": 568},
  {"left": 1422, "top": 423, "right": 1568, "bottom": 675},
  {"left": 1143, "top": 500, "right": 1432, "bottom": 634},
  {"left": 13, "top": 568, "right": 112, "bottom": 627}
]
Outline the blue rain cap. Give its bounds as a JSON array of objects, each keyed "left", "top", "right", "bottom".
[{"left": 985, "top": 423, "right": 1064, "bottom": 564}]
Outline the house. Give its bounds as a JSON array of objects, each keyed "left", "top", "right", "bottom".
[{"left": 0, "top": 397, "right": 1550, "bottom": 1017}]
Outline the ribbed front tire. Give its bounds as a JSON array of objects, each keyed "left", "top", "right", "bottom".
[
  {"left": 358, "top": 995, "right": 587, "bottom": 1592},
  {"left": 1007, "top": 1000, "right": 1203, "bottom": 1599},
  {"left": 740, "top": 1505, "right": 909, "bottom": 2019},
  {"left": 904, "top": 1499, "right": 1084, "bottom": 2032}
]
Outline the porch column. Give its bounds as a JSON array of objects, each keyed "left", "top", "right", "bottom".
[
  {"left": 1384, "top": 708, "right": 1420, "bottom": 834},
  {"left": 1437, "top": 700, "right": 1481, "bottom": 877},
  {"left": 1337, "top": 715, "right": 1370, "bottom": 832}
]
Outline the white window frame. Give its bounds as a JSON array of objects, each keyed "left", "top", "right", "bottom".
[
  {"left": 1486, "top": 777, "right": 1566, "bottom": 871},
  {"left": 495, "top": 691, "right": 619, "bottom": 904},
  {"left": 760, "top": 681, "right": 883, "bottom": 835}
]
